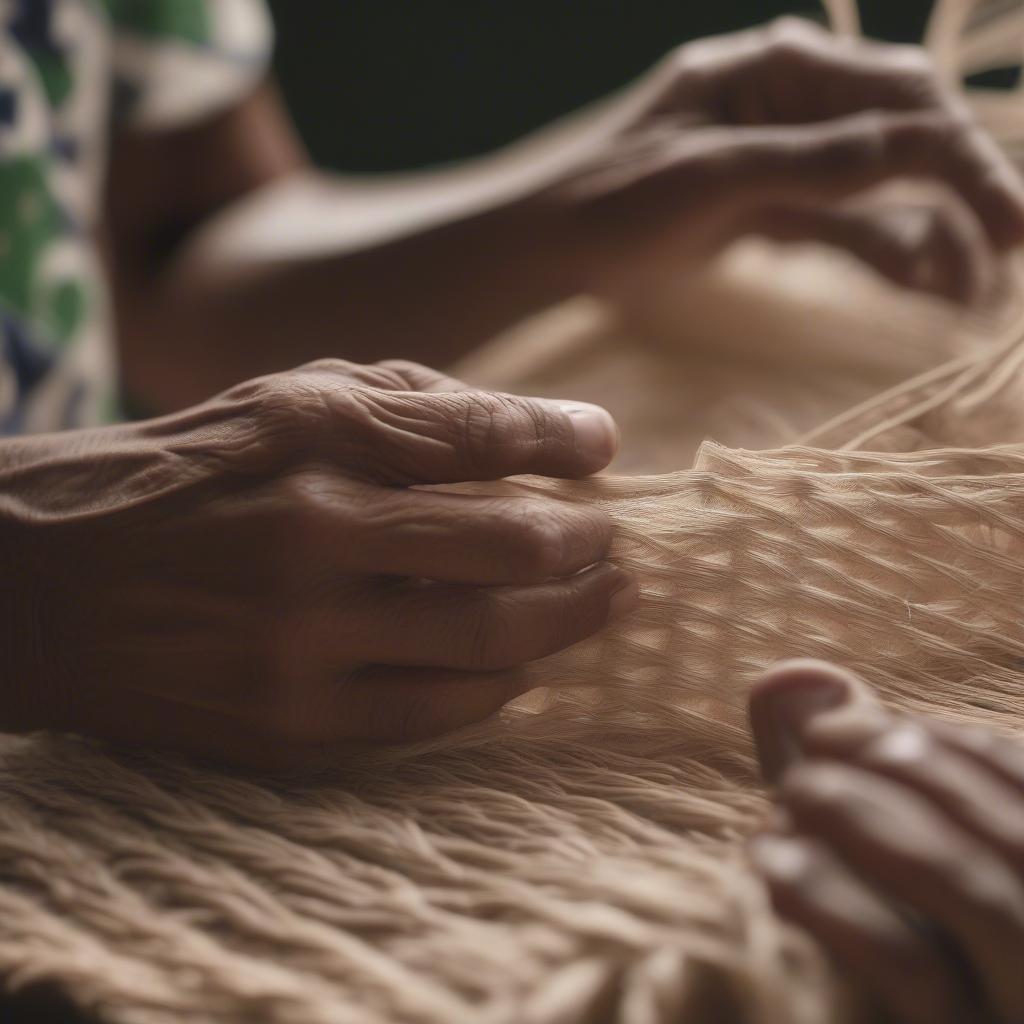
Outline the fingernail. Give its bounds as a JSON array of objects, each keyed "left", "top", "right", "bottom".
[
  {"left": 556, "top": 401, "right": 619, "bottom": 470},
  {"left": 748, "top": 833, "right": 812, "bottom": 884},
  {"left": 607, "top": 575, "right": 640, "bottom": 621}
]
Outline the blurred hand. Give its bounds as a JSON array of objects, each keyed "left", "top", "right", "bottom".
[
  {"left": 749, "top": 660, "right": 1024, "bottom": 1024},
  {"left": 556, "top": 17, "right": 1024, "bottom": 305},
  {"left": 0, "top": 360, "right": 636, "bottom": 769}
]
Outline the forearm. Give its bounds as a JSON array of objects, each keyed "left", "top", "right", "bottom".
[{"left": 115, "top": 190, "right": 587, "bottom": 413}]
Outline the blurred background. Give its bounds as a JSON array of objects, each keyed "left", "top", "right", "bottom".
[{"left": 265, "top": 1, "right": 939, "bottom": 174}]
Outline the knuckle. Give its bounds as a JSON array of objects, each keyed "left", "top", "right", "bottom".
[
  {"left": 251, "top": 375, "right": 324, "bottom": 433},
  {"left": 296, "top": 357, "right": 425, "bottom": 393},
  {"left": 859, "top": 724, "right": 934, "bottom": 770},
  {"left": 781, "top": 761, "right": 849, "bottom": 806},
  {"left": 219, "top": 374, "right": 329, "bottom": 469},
  {"left": 764, "top": 17, "right": 822, "bottom": 64},
  {"left": 273, "top": 468, "right": 335, "bottom": 530},
  {"left": 374, "top": 359, "right": 431, "bottom": 386},
  {"left": 503, "top": 504, "right": 571, "bottom": 579},
  {"left": 297, "top": 357, "right": 358, "bottom": 376},
  {"left": 882, "top": 44, "right": 937, "bottom": 85},
  {"left": 247, "top": 371, "right": 381, "bottom": 437}
]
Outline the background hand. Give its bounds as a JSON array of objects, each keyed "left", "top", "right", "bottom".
[{"left": 558, "top": 18, "right": 1024, "bottom": 305}]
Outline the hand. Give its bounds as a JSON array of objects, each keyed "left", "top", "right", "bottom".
[
  {"left": 555, "top": 17, "right": 1024, "bottom": 305},
  {"left": 0, "top": 359, "right": 636, "bottom": 769},
  {"left": 749, "top": 661, "right": 1024, "bottom": 1024}
]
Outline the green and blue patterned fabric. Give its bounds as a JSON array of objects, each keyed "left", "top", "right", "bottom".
[{"left": 0, "top": 0, "right": 271, "bottom": 434}]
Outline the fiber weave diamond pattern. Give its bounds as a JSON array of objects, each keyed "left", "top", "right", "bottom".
[{"left": 3, "top": 319, "right": 1024, "bottom": 1023}]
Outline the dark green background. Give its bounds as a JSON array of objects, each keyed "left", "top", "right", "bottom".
[{"left": 265, "top": 2, "right": 936, "bottom": 173}]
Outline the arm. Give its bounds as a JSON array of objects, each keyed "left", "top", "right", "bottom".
[
  {"left": 104, "top": 83, "right": 586, "bottom": 413},
  {"left": 107, "top": 19, "right": 1024, "bottom": 416}
]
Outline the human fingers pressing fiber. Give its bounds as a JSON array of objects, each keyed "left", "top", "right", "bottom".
[
  {"left": 274, "top": 562, "right": 638, "bottom": 673},
  {"left": 749, "top": 831, "right": 977, "bottom": 1024},
  {"left": 778, "top": 762, "right": 1024, "bottom": 1022},
  {"left": 750, "top": 664, "right": 1024, "bottom": 1023}
]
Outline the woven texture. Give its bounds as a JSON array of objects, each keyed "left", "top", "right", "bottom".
[
  {"left": 5, "top": 5, "right": 1024, "bottom": 1022},
  {"left": 3, "top": 304, "right": 1024, "bottom": 1023}
]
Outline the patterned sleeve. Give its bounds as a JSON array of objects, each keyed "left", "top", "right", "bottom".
[{"left": 102, "top": 0, "right": 274, "bottom": 131}]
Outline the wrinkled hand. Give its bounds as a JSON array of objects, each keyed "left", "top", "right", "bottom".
[
  {"left": 559, "top": 17, "right": 1024, "bottom": 305},
  {"left": 749, "top": 661, "right": 1024, "bottom": 1024},
  {"left": 0, "top": 360, "right": 636, "bottom": 769}
]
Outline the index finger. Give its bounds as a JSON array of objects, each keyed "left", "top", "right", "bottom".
[{"left": 675, "top": 18, "right": 954, "bottom": 124}]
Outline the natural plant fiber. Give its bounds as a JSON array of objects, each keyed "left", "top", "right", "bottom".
[
  {"left": 3, "top": 296, "right": 1024, "bottom": 1024},
  {"left": 4, "top": 6, "right": 1024, "bottom": 1024}
]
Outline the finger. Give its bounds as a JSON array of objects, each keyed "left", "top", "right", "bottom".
[
  {"left": 278, "top": 468, "right": 614, "bottom": 585},
  {"left": 250, "top": 364, "right": 621, "bottom": 483},
  {"left": 673, "top": 17, "right": 969, "bottom": 124},
  {"left": 752, "top": 199, "right": 996, "bottom": 305},
  {"left": 781, "top": 762, "right": 1024, "bottom": 1022},
  {"left": 339, "top": 488, "right": 615, "bottom": 585},
  {"left": 330, "top": 386, "right": 620, "bottom": 484},
  {"left": 294, "top": 562, "right": 639, "bottom": 672},
  {"left": 744, "top": 112, "right": 1024, "bottom": 248},
  {"left": 750, "top": 832, "right": 974, "bottom": 1024},
  {"left": 748, "top": 660, "right": 874, "bottom": 783},
  {"left": 798, "top": 717, "right": 1024, "bottom": 878},
  {"left": 898, "top": 198, "right": 997, "bottom": 305},
  {"left": 582, "top": 111, "right": 1024, "bottom": 252},
  {"left": 923, "top": 719, "right": 1024, "bottom": 795},
  {"left": 751, "top": 665, "right": 1024, "bottom": 874}
]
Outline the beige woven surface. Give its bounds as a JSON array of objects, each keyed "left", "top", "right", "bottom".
[{"left": 3, "top": 256, "right": 1024, "bottom": 1023}]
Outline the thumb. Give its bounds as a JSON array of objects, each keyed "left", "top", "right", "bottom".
[
  {"left": 350, "top": 387, "right": 620, "bottom": 484},
  {"left": 749, "top": 660, "right": 879, "bottom": 784}
]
